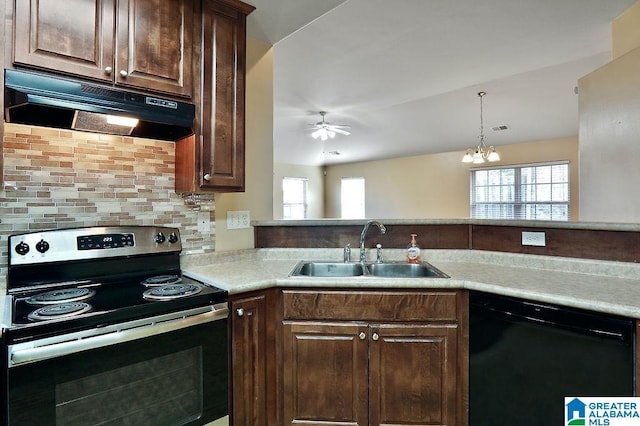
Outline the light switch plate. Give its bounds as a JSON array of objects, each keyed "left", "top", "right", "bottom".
[
  {"left": 227, "top": 210, "right": 251, "bottom": 229},
  {"left": 522, "top": 231, "right": 546, "bottom": 247}
]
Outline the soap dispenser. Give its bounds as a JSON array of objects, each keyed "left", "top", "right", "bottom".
[{"left": 406, "top": 234, "right": 421, "bottom": 264}]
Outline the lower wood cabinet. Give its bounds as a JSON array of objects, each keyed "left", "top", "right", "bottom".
[
  {"left": 282, "top": 321, "right": 458, "bottom": 425},
  {"left": 281, "top": 289, "right": 468, "bottom": 426},
  {"left": 229, "top": 288, "right": 468, "bottom": 426},
  {"left": 282, "top": 322, "right": 369, "bottom": 424},
  {"left": 229, "top": 289, "right": 278, "bottom": 425}
]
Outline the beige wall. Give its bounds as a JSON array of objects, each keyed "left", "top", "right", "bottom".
[
  {"left": 612, "top": 0, "right": 640, "bottom": 59},
  {"left": 578, "top": 1, "right": 640, "bottom": 223},
  {"left": 324, "top": 137, "right": 579, "bottom": 220},
  {"left": 214, "top": 38, "right": 274, "bottom": 250},
  {"left": 273, "top": 163, "right": 325, "bottom": 219},
  {"left": 578, "top": 47, "right": 640, "bottom": 223}
]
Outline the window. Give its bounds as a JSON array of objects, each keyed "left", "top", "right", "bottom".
[
  {"left": 282, "top": 177, "right": 308, "bottom": 219},
  {"left": 471, "top": 162, "right": 569, "bottom": 221},
  {"left": 341, "top": 177, "right": 365, "bottom": 219}
]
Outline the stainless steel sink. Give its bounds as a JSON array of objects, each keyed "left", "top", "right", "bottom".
[
  {"left": 366, "top": 262, "right": 449, "bottom": 278},
  {"left": 289, "top": 260, "right": 448, "bottom": 278},
  {"left": 290, "top": 261, "right": 365, "bottom": 277}
]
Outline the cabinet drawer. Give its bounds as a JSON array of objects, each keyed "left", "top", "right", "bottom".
[{"left": 282, "top": 289, "right": 458, "bottom": 322}]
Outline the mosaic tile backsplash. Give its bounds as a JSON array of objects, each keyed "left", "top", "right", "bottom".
[{"left": 0, "top": 123, "right": 216, "bottom": 290}]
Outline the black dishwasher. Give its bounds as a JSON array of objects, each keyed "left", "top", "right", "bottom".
[{"left": 470, "top": 291, "right": 635, "bottom": 425}]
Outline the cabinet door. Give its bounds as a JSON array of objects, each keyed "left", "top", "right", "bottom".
[
  {"left": 115, "top": 0, "right": 194, "bottom": 97},
  {"left": 230, "top": 294, "right": 268, "bottom": 426},
  {"left": 369, "top": 324, "right": 458, "bottom": 426},
  {"left": 282, "top": 322, "right": 369, "bottom": 426},
  {"left": 199, "top": 0, "right": 249, "bottom": 191},
  {"left": 13, "top": 0, "right": 115, "bottom": 81}
]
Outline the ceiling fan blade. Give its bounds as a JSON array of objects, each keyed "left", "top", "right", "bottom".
[
  {"left": 307, "top": 112, "right": 351, "bottom": 137},
  {"left": 332, "top": 128, "right": 351, "bottom": 136}
]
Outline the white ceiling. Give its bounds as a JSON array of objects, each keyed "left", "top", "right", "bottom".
[{"left": 244, "top": 0, "right": 636, "bottom": 166}]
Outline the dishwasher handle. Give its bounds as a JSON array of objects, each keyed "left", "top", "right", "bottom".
[{"left": 470, "top": 292, "right": 634, "bottom": 343}]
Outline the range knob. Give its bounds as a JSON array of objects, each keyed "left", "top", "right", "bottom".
[
  {"left": 36, "top": 239, "right": 50, "bottom": 253},
  {"left": 168, "top": 233, "right": 179, "bottom": 244},
  {"left": 15, "top": 242, "right": 30, "bottom": 255},
  {"left": 154, "top": 232, "right": 166, "bottom": 244}
]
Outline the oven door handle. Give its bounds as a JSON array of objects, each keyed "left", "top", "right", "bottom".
[{"left": 8, "top": 304, "right": 228, "bottom": 367}]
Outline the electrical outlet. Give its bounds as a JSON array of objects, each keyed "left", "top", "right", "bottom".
[
  {"left": 227, "top": 210, "right": 251, "bottom": 229},
  {"left": 197, "top": 212, "right": 210, "bottom": 233},
  {"left": 522, "top": 231, "right": 546, "bottom": 247}
]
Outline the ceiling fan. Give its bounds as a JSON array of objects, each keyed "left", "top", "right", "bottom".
[{"left": 309, "top": 111, "right": 351, "bottom": 141}]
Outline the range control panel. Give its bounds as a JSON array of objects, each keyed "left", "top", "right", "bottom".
[{"left": 9, "top": 226, "right": 181, "bottom": 265}]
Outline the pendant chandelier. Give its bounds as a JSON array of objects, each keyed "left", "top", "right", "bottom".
[{"left": 462, "top": 91, "right": 500, "bottom": 164}]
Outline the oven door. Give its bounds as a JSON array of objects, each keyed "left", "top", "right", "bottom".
[{"left": 4, "top": 305, "right": 228, "bottom": 426}]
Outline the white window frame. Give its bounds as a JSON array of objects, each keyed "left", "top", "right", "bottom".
[
  {"left": 470, "top": 162, "right": 570, "bottom": 221},
  {"left": 341, "top": 177, "right": 365, "bottom": 219},
  {"left": 282, "top": 177, "right": 308, "bottom": 219}
]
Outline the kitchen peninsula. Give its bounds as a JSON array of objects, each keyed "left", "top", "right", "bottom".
[{"left": 182, "top": 219, "right": 640, "bottom": 426}]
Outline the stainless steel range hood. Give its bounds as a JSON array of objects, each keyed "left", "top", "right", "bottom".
[{"left": 4, "top": 69, "right": 195, "bottom": 141}]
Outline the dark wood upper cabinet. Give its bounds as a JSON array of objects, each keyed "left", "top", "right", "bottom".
[
  {"left": 13, "top": 0, "right": 115, "bottom": 82},
  {"left": 175, "top": 0, "right": 254, "bottom": 193},
  {"left": 114, "top": 0, "right": 194, "bottom": 97},
  {"left": 13, "top": 0, "right": 194, "bottom": 98}
]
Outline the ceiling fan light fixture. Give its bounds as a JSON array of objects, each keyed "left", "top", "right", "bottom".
[
  {"left": 462, "top": 91, "right": 501, "bottom": 164},
  {"left": 309, "top": 111, "right": 350, "bottom": 141}
]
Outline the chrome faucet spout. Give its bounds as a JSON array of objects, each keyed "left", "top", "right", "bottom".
[{"left": 359, "top": 220, "right": 386, "bottom": 263}]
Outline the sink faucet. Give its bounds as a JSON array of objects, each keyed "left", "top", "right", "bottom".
[{"left": 360, "top": 220, "right": 386, "bottom": 262}]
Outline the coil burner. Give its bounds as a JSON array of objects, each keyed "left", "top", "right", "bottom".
[
  {"left": 141, "top": 275, "right": 182, "bottom": 286},
  {"left": 26, "top": 287, "right": 96, "bottom": 305},
  {"left": 142, "top": 283, "right": 202, "bottom": 301},
  {"left": 28, "top": 302, "right": 93, "bottom": 322}
]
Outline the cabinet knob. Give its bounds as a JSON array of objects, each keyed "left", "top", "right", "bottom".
[
  {"left": 372, "top": 332, "right": 379, "bottom": 341},
  {"left": 104, "top": 66, "right": 113, "bottom": 75},
  {"left": 203, "top": 173, "right": 211, "bottom": 181},
  {"left": 119, "top": 70, "right": 128, "bottom": 78},
  {"left": 236, "top": 308, "right": 244, "bottom": 317},
  {"left": 358, "top": 332, "right": 366, "bottom": 340}
]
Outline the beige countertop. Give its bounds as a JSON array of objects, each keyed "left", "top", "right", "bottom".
[{"left": 182, "top": 248, "right": 640, "bottom": 318}]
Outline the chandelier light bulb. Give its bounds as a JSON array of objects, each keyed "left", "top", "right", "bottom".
[
  {"left": 487, "top": 147, "right": 500, "bottom": 162},
  {"left": 472, "top": 150, "right": 485, "bottom": 164}
]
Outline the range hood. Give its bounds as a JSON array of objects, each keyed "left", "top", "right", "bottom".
[{"left": 4, "top": 69, "right": 195, "bottom": 141}]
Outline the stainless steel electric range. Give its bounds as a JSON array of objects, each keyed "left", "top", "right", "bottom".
[{"left": 1, "top": 226, "right": 229, "bottom": 426}]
